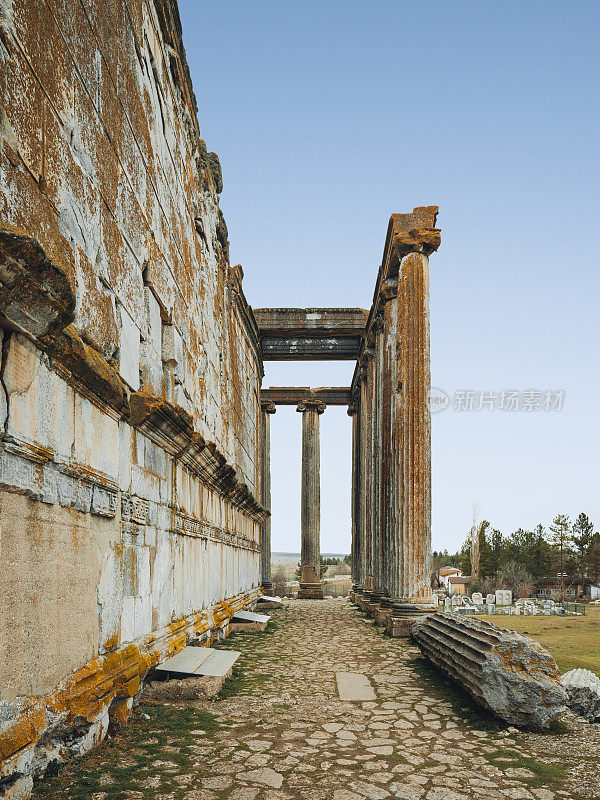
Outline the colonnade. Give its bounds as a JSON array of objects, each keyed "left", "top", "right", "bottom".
[
  {"left": 350, "top": 209, "right": 440, "bottom": 635},
  {"left": 258, "top": 206, "right": 441, "bottom": 635}
]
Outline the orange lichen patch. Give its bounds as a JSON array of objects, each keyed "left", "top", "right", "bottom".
[
  {"left": 0, "top": 588, "right": 259, "bottom": 767},
  {"left": 44, "top": 325, "right": 129, "bottom": 415}
]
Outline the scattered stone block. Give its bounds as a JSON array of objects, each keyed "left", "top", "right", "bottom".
[
  {"left": 471, "top": 592, "right": 483, "bottom": 605},
  {"left": 411, "top": 612, "right": 567, "bottom": 729},
  {"left": 561, "top": 668, "right": 600, "bottom": 722},
  {"left": 495, "top": 589, "right": 513, "bottom": 606}
]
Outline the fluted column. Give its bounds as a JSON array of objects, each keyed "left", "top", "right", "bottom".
[
  {"left": 387, "top": 216, "right": 441, "bottom": 636},
  {"left": 297, "top": 399, "right": 325, "bottom": 599},
  {"left": 348, "top": 401, "right": 360, "bottom": 594},
  {"left": 260, "top": 400, "right": 276, "bottom": 591}
]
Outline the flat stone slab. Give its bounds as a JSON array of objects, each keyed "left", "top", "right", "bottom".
[
  {"left": 258, "top": 595, "right": 283, "bottom": 606},
  {"left": 155, "top": 646, "right": 240, "bottom": 677},
  {"left": 155, "top": 646, "right": 213, "bottom": 674},
  {"left": 232, "top": 610, "right": 271, "bottom": 623},
  {"left": 336, "top": 672, "right": 376, "bottom": 701},
  {"left": 199, "top": 650, "right": 241, "bottom": 677}
]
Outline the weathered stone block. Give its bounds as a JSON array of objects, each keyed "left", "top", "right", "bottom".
[
  {"left": 117, "top": 306, "right": 140, "bottom": 390},
  {"left": 412, "top": 612, "right": 567, "bottom": 729},
  {"left": 561, "top": 668, "right": 600, "bottom": 722}
]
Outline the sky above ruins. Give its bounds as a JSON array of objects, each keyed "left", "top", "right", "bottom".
[{"left": 180, "top": 0, "right": 600, "bottom": 555}]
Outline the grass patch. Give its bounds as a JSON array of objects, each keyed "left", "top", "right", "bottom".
[
  {"left": 485, "top": 747, "right": 567, "bottom": 789},
  {"left": 479, "top": 604, "right": 600, "bottom": 673},
  {"left": 33, "top": 705, "right": 220, "bottom": 800},
  {"left": 407, "top": 656, "right": 506, "bottom": 733}
]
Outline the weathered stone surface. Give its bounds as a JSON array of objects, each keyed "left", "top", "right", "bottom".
[
  {"left": 412, "top": 612, "right": 567, "bottom": 729},
  {"left": 561, "top": 668, "right": 600, "bottom": 722}
]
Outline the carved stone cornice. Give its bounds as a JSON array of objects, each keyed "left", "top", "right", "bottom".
[
  {"left": 129, "top": 392, "right": 268, "bottom": 521},
  {"left": 261, "top": 400, "right": 276, "bottom": 414},
  {"left": 296, "top": 399, "right": 326, "bottom": 414}
]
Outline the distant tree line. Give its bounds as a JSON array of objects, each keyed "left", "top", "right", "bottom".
[{"left": 443, "top": 512, "right": 600, "bottom": 597}]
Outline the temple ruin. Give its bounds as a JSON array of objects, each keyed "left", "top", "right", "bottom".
[{"left": 0, "top": 0, "right": 440, "bottom": 795}]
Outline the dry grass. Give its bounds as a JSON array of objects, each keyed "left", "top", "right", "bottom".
[{"left": 479, "top": 604, "right": 600, "bottom": 673}]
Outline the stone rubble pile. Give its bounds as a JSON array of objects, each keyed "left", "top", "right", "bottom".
[
  {"left": 412, "top": 612, "right": 568, "bottom": 730},
  {"left": 561, "top": 668, "right": 600, "bottom": 723}
]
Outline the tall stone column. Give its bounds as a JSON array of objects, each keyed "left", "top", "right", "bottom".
[
  {"left": 375, "top": 278, "right": 398, "bottom": 626},
  {"left": 348, "top": 400, "right": 360, "bottom": 599},
  {"left": 387, "top": 218, "right": 441, "bottom": 636},
  {"left": 260, "top": 400, "right": 276, "bottom": 592},
  {"left": 297, "top": 399, "right": 325, "bottom": 599}
]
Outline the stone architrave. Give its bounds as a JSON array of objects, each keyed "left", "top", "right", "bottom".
[
  {"left": 296, "top": 399, "right": 326, "bottom": 599},
  {"left": 260, "top": 400, "right": 276, "bottom": 592}
]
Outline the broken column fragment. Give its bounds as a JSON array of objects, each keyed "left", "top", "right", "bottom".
[
  {"left": 561, "top": 668, "right": 600, "bottom": 722},
  {"left": 412, "top": 612, "right": 567, "bottom": 730}
]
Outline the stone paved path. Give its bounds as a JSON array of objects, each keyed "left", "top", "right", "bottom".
[{"left": 35, "top": 599, "right": 600, "bottom": 800}]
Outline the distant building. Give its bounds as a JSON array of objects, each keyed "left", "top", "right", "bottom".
[
  {"left": 438, "top": 567, "right": 462, "bottom": 589},
  {"left": 534, "top": 577, "right": 600, "bottom": 599},
  {"left": 448, "top": 576, "right": 471, "bottom": 595}
]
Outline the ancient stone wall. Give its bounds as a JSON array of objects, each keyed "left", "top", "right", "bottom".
[{"left": 0, "top": 0, "right": 264, "bottom": 793}]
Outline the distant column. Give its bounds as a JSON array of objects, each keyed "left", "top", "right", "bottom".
[
  {"left": 348, "top": 400, "right": 360, "bottom": 596},
  {"left": 297, "top": 399, "right": 325, "bottom": 599},
  {"left": 260, "top": 400, "right": 276, "bottom": 592}
]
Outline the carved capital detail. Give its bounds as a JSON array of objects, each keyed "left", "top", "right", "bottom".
[
  {"left": 392, "top": 227, "right": 441, "bottom": 260},
  {"left": 261, "top": 400, "right": 276, "bottom": 414},
  {"left": 379, "top": 277, "right": 398, "bottom": 303},
  {"left": 296, "top": 399, "right": 326, "bottom": 414},
  {"left": 347, "top": 403, "right": 358, "bottom": 417}
]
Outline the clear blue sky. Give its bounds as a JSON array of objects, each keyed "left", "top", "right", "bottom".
[{"left": 179, "top": 1, "right": 600, "bottom": 555}]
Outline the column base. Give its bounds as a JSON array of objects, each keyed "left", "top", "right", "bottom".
[
  {"left": 298, "top": 582, "right": 324, "bottom": 599},
  {"left": 374, "top": 596, "right": 393, "bottom": 626},
  {"left": 366, "top": 591, "right": 384, "bottom": 618},
  {"left": 261, "top": 582, "right": 273, "bottom": 594},
  {"left": 357, "top": 589, "right": 372, "bottom": 612},
  {"left": 386, "top": 602, "right": 437, "bottom": 638}
]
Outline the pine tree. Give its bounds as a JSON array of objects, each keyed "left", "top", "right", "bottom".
[
  {"left": 572, "top": 512, "right": 594, "bottom": 578},
  {"left": 548, "top": 514, "right": 572, "bottom": 600}
]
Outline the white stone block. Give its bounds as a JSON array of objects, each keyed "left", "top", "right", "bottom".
[
  {"left": 495, "top": 589, "right": 513, "bottom": 606},
  {"left": 162, "top": 323, "right": 186, "bottom": 382},
  {"left": 472, "top": 592, "right": 483, "bottom": 605},
  {"left": 4, "top": 335, "right": 75, "bottom": 457},
  {"left": 120, "top": 596, "right": 136, "bottom": 644},
  {"left": 118, "top": 306, "right": 140, "bottom": 390},
  {"left": 73, "top": 394, "right": 119, "bottom": 478},
  {"left": 486, "top": 594, "right": 496, "bottom": 604},
  {"left": 144, "top": 287, "right": 162, "bottom": 352},
  {"left": 140, "top": 339, "right": 163, "bottom": 395}
]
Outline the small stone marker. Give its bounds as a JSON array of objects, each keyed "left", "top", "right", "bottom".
[
  {"left": 471, "top": 592, "right": 483, "bottom": 605},
  {"left": 444, "top": 597, "right": 452, "bottom": 612},
  {"left": 486, "top": 594, "right": 496, "bottom": 604},
  {"left": 336, "top": 672, "right": 376, "bottom": 701}
]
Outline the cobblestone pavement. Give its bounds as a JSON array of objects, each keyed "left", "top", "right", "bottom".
[{"left": 35, "top": 599, "right": 600, "bottom": 800}]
